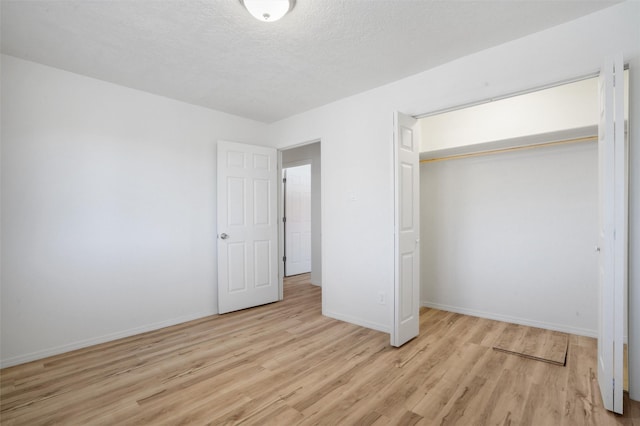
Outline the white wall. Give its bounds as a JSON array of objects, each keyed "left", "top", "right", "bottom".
[
  {"left": 419, "top": 72, "right": 630, "bottom": 155},
  {"left": 282, "top": 142, "right": 322, "bottom": 286},
  {"left": 419, "top": 77, "right": 599, "bottom": 152},
  {"left": 267, "top": 1, "right": 640, "bottom": 398},
  {"left": 0, "top": 55, "right": 268, "bottom": 367},
  {"left": 418, "top": 74, "right": 609, "bottom": 338},
  {"left": 2, "top": 1, "right": 639, "bottom": 400},
  {"left": 270, "top": 102, "right": 395, "bottom": 332},
  {"left": 421, "top": 141, "right": 598, "bottom": 335},
  {"left": 419, "top": 69, "right": 631, "bottom": 342}
]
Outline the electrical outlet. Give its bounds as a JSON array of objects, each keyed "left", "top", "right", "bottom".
[{"left": 378, "top": 292, "right": 385, "bottom": 305}]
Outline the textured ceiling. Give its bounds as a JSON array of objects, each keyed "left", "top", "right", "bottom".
[{"left": 1, "top": 0, "right": 621, "bottom": 123}]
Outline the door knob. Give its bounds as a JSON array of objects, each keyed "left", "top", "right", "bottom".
[
  {"left": 595, "top": 246, "right": 601, "bottom": 252},
  {"left": 220, "top": 233, "right": 229, "bottom": 240}
]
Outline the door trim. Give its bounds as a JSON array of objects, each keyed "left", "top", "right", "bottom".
[{"left": 277, "top": 140, "right": 323, "bottom": 303}]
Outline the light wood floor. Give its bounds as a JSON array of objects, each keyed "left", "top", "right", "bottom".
[{"left": 1, "top": 274, "right": 639, "bottom": 425}]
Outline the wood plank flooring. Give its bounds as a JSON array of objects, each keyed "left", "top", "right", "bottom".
[
  {"left": 492, "top": 323, "right": 569, "bottom": 366},
  {"left": 1, "top": 273, "right": 639, "bottom": 425}
]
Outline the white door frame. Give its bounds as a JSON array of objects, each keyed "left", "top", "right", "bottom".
[
  {"left": 409, "top": 65, "right": 629, "bottom": 400},
  {"left": 277, "top": 150, "right": 284, "bottom": 300},
  {"left": 277, "top": 140, "right": 323, "bottom": 302}
]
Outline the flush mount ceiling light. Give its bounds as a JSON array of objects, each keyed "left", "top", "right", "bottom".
[{"left": 240, "top": 0, "right": 295, "bottom": 22}]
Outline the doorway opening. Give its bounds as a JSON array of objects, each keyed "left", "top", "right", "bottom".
[
  {"left": 415, "top": 68, "right": 629, "bottom": 410},
  {"left": 283, "top": 164, "right": 312, "bottom": 277},
  {"left": 279, "top": 141, "right": 322, "bottom": 296}
]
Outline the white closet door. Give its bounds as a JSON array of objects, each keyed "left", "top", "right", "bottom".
[
  {"left": 392, "top": 112, "right": 420, "bottom": 347},
  {"left": 597, "top": 54, "right": 626, "bottom": 414}
]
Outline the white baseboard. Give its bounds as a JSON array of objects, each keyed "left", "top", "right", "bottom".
[
  {"left": 323, "top": 310, "right": 390, "bottom": 334},
  {"left": 421, "top": 300, "right": 598, "bottom": 338},
  {"left": 4, "top": 302, "right": 622, "bottom": 369},
  {"left": 0, "top": 309, "right": 217, "bottom": 369}
]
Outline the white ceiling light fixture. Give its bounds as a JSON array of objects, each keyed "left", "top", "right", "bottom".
[{"left": 240, "top": 0, "right": 295, "bottom": 23}]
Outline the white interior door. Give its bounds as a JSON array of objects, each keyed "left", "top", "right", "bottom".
[
  {"left": 392, "top": 112, "right": 420, "bottom": 347},
  {"left": 217, "top": 141, "right": 279, "bottom": 314},
  {"left": 597, "top": 54, "right": 626, "bottom": 414},
  {"left": 284, "top": 164, "right": 312, "bottom": 276}
]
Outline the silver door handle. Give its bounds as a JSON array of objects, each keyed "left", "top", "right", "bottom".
[{"left": 220, "top": 233, "right": 229, "bottom": 240}]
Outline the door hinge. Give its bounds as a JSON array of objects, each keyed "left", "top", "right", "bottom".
[
  {"left": 283, "top": 217, "right": 286, "bottom": 223},
  {"left": 283, "top": 177, "right": 287, "bottom": 183},
  {"left": 613, "top": 378, "right": 616, "bottom": 403},
  {"left": 283, "top": 256, "right": 286, "bottom": 262}
]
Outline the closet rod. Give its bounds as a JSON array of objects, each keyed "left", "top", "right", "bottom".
[{"left": 420, "top": 135, "right": 597, "bottom": 164}]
